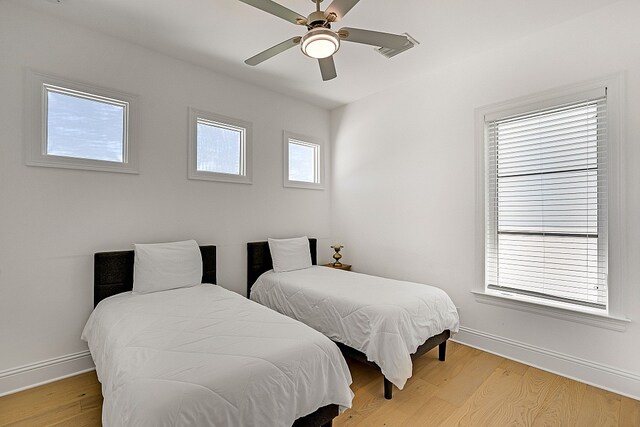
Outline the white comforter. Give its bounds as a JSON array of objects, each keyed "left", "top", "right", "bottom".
[
  {"left": 82, "top": 284, "right": 353, "bottom": 427},
  {"left": 250, "top": 267, "right": 459, "bottom": 389}
]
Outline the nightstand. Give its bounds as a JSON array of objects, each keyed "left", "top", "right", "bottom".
[{"left": 322, "top": 263, "right": 352, "bottom": 271}]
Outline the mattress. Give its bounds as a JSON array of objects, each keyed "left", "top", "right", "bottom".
[
  {"left": 250, "top": 266, "right": 460, "bottom": 389},
  {"left": 82, "top": 284, "right": 353, "bottom": 427}
]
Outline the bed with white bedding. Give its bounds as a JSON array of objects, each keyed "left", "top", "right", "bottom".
[
  {"left": 247, "top": 238, "right": 460, "bottom": 399},
  {"left": 86, "top": 244, "right": 353, "bottom": 427}
]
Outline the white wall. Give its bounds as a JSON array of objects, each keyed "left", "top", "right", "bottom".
[
  {"left": 331, "top": 0, "right": 640, "bottom": 398},
  {"left": 0, "top": 2, "right": 333, "bottom": 394}
]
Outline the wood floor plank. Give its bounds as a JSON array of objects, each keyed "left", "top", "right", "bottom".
[
  {"left": 4, "top": 401, "right": 83, "bottom": 427},
  {"left": 401, "top": 396, "right": 457, "bottom": 426},
  {"left": 352, "top": 378, "right": 437, "bottom": 426},
  {"left": 334, "top": 361, "right": 388, "bottom": 426},
  {"left": 51, "top": 407, "right": 102, "bottom": 427},
  {"left": 414, "top": 344, "right": 479, "bottom": 387},
  {"left": 79, "top": 395, "right": 103, "bottom": 412},
  {"left": 334, "top": 408, "right": 367, "bottom": 427},
  {"left": 574, "top": 385, "right": 621, "bottom": 427},
  {"left": 0, "top": 372, "right": 101, "bottom": 426},
  {"left": 532, "top": 376, "right": 587, "bottom": 427},
  {"left": 439, "top": 367, "right": 523, "bottom": 426},
  {"left": 444, "top": 340, "right": 464, "bottom": 355},
  {"left": 428, "top": 348, "right": 504, "bottom": 407},
  {"left": 620, "top": 396, "right": 640, "bottom": 427},
  {"left": 496, "top": 367, "right": 562, "bottom": 426},
  {"left": 498, "top": 358, "right": 530, "bottom": 377}
]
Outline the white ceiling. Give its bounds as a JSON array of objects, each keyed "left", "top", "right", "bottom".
[{"left": 16, "top": 0, "right": 621, "bottom": 109}]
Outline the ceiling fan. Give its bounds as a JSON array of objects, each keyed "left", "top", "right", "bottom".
[{"left": 238, "top": 0, "right": 411, "bottom": 81}]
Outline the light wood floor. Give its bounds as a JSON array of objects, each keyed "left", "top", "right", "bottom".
[{"left": 1, "top": 342, "right": 638, "bottom": 426}]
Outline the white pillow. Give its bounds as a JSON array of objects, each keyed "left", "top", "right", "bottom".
[
  {"left": 268, "top": 236, "right": 312, "bottom": 273},
  {"left": 133, "top": 240, "right": 203, "bottom": 294}
]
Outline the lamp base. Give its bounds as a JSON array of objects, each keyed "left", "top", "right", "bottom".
[{"left": 331, "top": 245, "right": 343, "bottom": 268}]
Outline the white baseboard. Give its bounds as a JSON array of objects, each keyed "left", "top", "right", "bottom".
[
  {"left": 453, "top": 326, "right": 640, "bottom": 400},
  {"left": 0, "top": 350, "right": 95, "bottom": 397}
]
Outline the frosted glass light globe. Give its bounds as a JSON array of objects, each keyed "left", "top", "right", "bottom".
[{"left": 301, "top": 28, "right": 340, "bottom": 59}]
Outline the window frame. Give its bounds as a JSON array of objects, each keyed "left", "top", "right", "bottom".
[
  {"left": 474, "top": 75, "right": 628, "bottom": 327},
  {"left": 25, "top": 70, "right": 139, "bottom": 174},
  {"left": 487, "top": 97, "right": 607, "bottom": 310},
  {"left": 187, "top": 108, "right": 253, "bottom": 184},
  {"left": 283, "top": 131, "right": 324, "bottom": 190}
]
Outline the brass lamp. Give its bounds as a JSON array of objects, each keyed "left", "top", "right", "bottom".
[{"left": 331, "top": 245, "right": 344, "bottom": 267}]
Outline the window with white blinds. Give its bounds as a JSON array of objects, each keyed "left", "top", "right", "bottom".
[{"left": 485, "top": 94, "right": 608, "bottom": 309}]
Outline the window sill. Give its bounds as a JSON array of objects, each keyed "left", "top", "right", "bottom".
[
  {"left": 26, "top": 157, "right": 139, "bottom": 174},
  {"left": 283, "top": 180, "right": 324, "bottom": 190},
  {"left": 472, "top": 290, "right": 630, "bottom": 332},
  {"left": 188, "top": 170, "right": 252, "bottom": 184}
]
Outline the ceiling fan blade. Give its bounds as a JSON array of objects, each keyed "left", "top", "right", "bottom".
[
  {"left": 245, "top": 37, "right": 301, "bottom": 66},
  {"left": 318, "top": 56, "right": 337, "bottom": 81},
  {"left": 237, "top": 0, "right": 307, "bottom": 25},
  {"left": 339, "top": 27, "right": 408, "bottom": 50},
  {"left": 325, "top": 0, "right": 360, "bottom": 21}
]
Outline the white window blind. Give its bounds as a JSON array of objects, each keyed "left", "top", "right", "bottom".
[{"left": 485, "top": 95, "right": 608, "bottom": 309}]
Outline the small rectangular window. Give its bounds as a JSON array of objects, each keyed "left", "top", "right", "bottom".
[
  {"left": 46, "top": 86, "right": 126, "bottom": 162},
  {"left": 26, "top": 71, "right": 138, "bottom": 174},
  {"left": 284, "top": 132, "right": 324, "bottom": 190},
  {"left": 188, "top": 109, "right": 252, "bottom": 184}
]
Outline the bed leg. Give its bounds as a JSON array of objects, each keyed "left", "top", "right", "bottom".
[
  {"left": 384, "top": 377, "right": 393, "bottom": 400},
  {"left": 439, "top": 341, "right": 447, "bottom": 361}
]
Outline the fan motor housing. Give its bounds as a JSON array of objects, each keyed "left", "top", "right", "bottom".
[{"left": 307, "top": 10, "right": 328, "bottom": 27}]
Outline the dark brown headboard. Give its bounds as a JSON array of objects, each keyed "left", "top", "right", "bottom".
[
  {"left": 246, "top": 238, "right": 317, "bottom": 296},
  {"left": 94, "top": 245, "right": 217, "bottom": 307}
]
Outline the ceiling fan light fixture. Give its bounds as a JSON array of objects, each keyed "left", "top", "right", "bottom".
[{"left": 301, "top": 28, "right": 340, "bottom": 59}]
